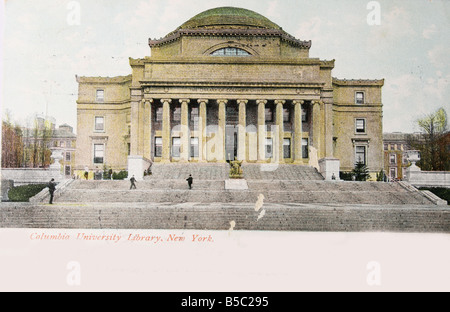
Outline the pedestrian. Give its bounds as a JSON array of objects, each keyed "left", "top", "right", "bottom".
[
  {"left": 48, "top": 178, "right": 56, "bottom": 204},
  {"left": 130, "top": 175, "right": 137, "bottom": 190},
  {"left": 186, "top": 174, "right": 193, "bottom": 189}
]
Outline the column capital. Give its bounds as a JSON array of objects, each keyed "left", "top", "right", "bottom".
[
  {"left": 161, "top": 99, "right": 172, "bottom": 104},
  {"left": 256, "top": 100, "right": 268, "bottom": 105},
  {"left": 179, "top": 99, "right": 190, "bottom": 104},
  {"left": 197, "top": 99, "right": 208, "bottom": 104},
  {"left": 275, "top": 100, "right": 286, "bottom": 105},
  {"left": 237, "top": 99, "right": 248, "bottom": 105},
  {"left": 217, "top": 99, "right": 228, "bottom": 105},
  {"left": 293, "top": 100, "right": 305, "bottom": 105}
]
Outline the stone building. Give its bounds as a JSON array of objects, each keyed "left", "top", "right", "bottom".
[
  {"left": 383, "top": 132, "right": 411, "bottom": 181},
  {"left": 75, "top": 7, "right": 384, "bottom": 180}
]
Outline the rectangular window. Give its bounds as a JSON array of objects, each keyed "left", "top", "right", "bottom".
[
  {"left": 191, "top": 107, "right": 199, "bottom": 122},
  {"left": 155, "top": 107, "right": 163, "bottom": 122},
  {"left": 390, "top": 153, "right": 397, "bottom": 165},
  {"left": 283, "top": 138, "right": 291, "bottom": 159},
  {"left": 155, "top": 137, "right": 163, "bottom": 158},
  {"left": 65, "top": 166, "right": 71, "bottom": 176},
  {"left": 356, "top": 92, "right": 365, "bottom": 105},
  {"left": 302, "top": 138, "right": 309, "bottom": 159},
  {"left": 265, "top": 138, "right": 273, "bottom": 159},
  {"left": 355, "top": 119, "right": 366, "bottom": 134},
  {"left": 191, "top": 137, "right": 199, "bottom": 158},
  {"left": 96, "top": 90, "right": 104, "bottom": 102},
  {"left": 265, "top": 108, "right": 273, "bottom": 122},
  {"left": 66, "top": 152, "right": 71, "bottom": 162},
  {"left": 384, "top": 144, "right": 389, "bottom": 151},
  {"left": 93, "top": 144, "right": 104, "bottom": 164},
  {"left": 173, "top": 107, "right": 181, "bottom": 122},
  {"left": 95, "top": 117, "right": 105, "bottom": 132},
  {"left": 283, "top": 108, "right": 290, "bottom": 123},
  {"left": 172, "top": 137, "right": 181, "bottom": 158},
  {"left": 302, "top": 107, "right": 308, "bottom": 122},
  {"left": 355, "top": 146, "right": 366, "bottom": 165},
  {"left": 390, "top": 167, "right": 397, "bottom": 180}
]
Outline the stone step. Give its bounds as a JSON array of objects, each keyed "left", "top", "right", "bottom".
[
  {"left": 56, "top": 188, "right": 432, "bottom": 205},
  {"left": 1, "top": 203, "right": 449, "bottom": 232}
]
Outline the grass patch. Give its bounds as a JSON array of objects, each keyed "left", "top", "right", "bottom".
[
  {"left": 419, "top": 187, "right": 450, "bottom": 205},
  {"left": 8, "top": 184, "right": 47, "bottom": 202}
]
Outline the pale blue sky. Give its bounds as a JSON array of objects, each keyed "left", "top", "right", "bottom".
[{"left": 1, "top": 0, "right": 449, "bottom": 133}]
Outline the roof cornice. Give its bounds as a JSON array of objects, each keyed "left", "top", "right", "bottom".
[{"left": 149, "top": 28, "right": 312, "bottom": 49}]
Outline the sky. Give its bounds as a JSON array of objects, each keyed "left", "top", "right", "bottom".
[{"left": 1, "top": 0, "right": 449, "bottom": 134}]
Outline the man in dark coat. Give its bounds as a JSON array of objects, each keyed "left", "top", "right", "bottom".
[
  {"left": 48, "top": 179, "right": 56, "bottom": 204},
  {"left": 130, "top": 175, "right": 137, "bottom": 190},
  {"left": 186, "top": 175, "right": 193, "bottom": 190}
]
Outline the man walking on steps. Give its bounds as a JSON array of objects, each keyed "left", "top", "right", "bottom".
[
  {"left": 186, "top": 174, "right": 193, "bottom": 190},
  {"left": 48, "top": 178, "right": 56, "bottom": 204},
  {"left": 130, "top": 175, "right": 137, "bottom": 190}
]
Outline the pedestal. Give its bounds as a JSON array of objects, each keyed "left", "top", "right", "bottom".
[
  {"left": 128, "top": 156, "right": 152, "bottom": 181},
  {"left": 319, "top": 158, "right": 341, "bottom": 181}
]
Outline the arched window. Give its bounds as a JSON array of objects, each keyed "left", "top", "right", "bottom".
[{"left": 211, "top": 47, "right": 251, "bottom": 56}]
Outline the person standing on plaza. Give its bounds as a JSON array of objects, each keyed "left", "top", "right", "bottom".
[{"left": 48, "top": 178, "right": 56, "bottom": 204}]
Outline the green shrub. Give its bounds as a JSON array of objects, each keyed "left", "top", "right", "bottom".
[
  {"left": 113, "top": 171, "right": 128, "bottom": 180},
  {"left": 8, "top": 184, "right": 47, "bottom": 202}
]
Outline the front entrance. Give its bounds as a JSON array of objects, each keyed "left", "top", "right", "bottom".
[{"left": 225, "top": 125, "right": 238, "bottom": 161}]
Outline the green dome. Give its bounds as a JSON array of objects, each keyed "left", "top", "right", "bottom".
[{"left": 179, "top": 7, "right": 282, "bottom": 30}]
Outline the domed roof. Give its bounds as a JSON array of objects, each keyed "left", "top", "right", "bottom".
[{"left": 179, "top": 7, "right": 282, "bottom": 30}]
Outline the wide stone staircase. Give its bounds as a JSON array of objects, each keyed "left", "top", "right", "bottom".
[
  {"left": 2, "top": 163, "right": 448, "bottom": 232},
  {"left": 55, "top": 163, "right": 434, "bottom": 206}
]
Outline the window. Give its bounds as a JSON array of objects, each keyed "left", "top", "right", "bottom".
[
  {"left": 155, "top": 137, "right": 163, "bottom": 158},
  {"left": 356, "top": 92, "right": 365, "bottom": 105},
  {"left": 211, "top": 47, "right": 251, "bottom": 56},
  {"left": 66, "top": 152, "right": 71, "bottom": 162},
  {"left": 93, "top": 144, "right": 104, "bottom": 164},
  {"left": 355, "top": 119, "right": 366, "bottom": 134},
  {"left": 173, "top": 107, "right": 181, "bottom": 122},
  {"left": 265, "top": 138, "right": 273, "bottom": 159},
  {"left": 96, "top": 90, "right": 104, "bottom": 102},
  {"left": 65, "top": 166, "right": 71, "bottom": 176},
  {"left": 283, "top": 108, "right": 290, "bottom": 123},
  {"left": 172, "top": 137, "right": 181, "bottom": 158},
  {"left": 191, "top": 138, "right": 199, "bottom": 158},
  {"left": 265, "top": 108, "right": 273, "bottom": 122},
  {"left": 384, "top": 144, "right": 389, "bottom": 151},
  {"left": 155, "top": 107, "right": 163, "bottom": 122},
  {"left": 390, "top": 153, "right": 397, "bottom": 165},
  {"left": 302, "top": 107, "right": 308, "bottom": 122},
  {"left": 390, "top": 167, "right": 397, "bottom": 180},
  {"left": 302, "top": 139, "right": 309, "bottom": 159},
  {"left": 355, "top": 146, "right": 366, "bottom": 165},
  {"left": 283, "top": 139, "right": 291, "bottom": 159},
  {"left": 95, "top": 117, "right": 105, "bottom": 132}
]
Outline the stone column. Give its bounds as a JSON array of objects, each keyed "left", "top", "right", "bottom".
[
  {"left": 257, "top": 100, "right": 267, "bottom": 163},
  {"left": 293, "top": 100, "right": 304, "bottom": 163},
  {"left": 180, "top": 99, "right": 190, "bottom": 162},
  {"left": 237, "top": 100, "right": 248, "bottom": 161},
  {"left": 312, "top": 100, "right": 321, "bottom": 154},
  {"left": 130, "top": 101, "right": 140, "bottom": 156},
  {"left": 217, "top": 99, "right": 228, "bottom": 163},
  {"left": 161, "top": 99, "right": 172, "bottom": 163},
  {"left": 324, "top": 101, "right": 333, "bottom": 158},
  {"left": 198, "top": 99, "right": 208, "bottom": 162},
  {"left": 275, "top": 100, "right": 286, "bottom": 163},
  {"left": 143, "top": 99, "right": 153, "bottom": 160}
]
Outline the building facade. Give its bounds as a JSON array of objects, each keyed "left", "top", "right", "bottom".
[{"left": 75, "top": 7, "right": 384, "bottom": 179}]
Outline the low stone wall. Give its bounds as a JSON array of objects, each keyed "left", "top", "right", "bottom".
[
  {"left": 407, "top": 171, "right": 450, "bottom": 188},
  {"left": 1, "top": 168, "right": 64, "bottom": 186}
]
